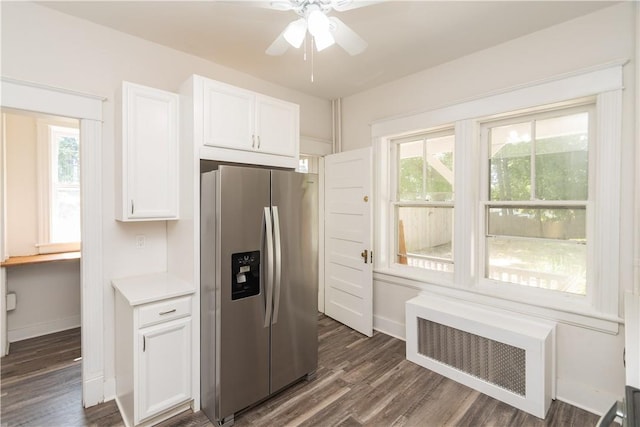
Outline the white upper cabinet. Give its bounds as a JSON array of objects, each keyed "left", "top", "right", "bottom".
[
  {"left": 191, "top": 76, "right": 299, "bottom": 169},
  {"left": 255, "top": 95, "right": 298, "bottom": 157},
  {"left": 203, "top": 81, "right": 255, "bottom": 151},
  {"left": 116, "top": 81, "right": 179, "bottom": 221}
]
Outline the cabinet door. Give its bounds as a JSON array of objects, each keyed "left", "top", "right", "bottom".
[
  {"left": 138, "top": 317, "right": 191, "bottom": 423},
  {"left": 203, "top": 80, "right": 255, "bottom": 150},
  {"left": 255, "top": 95, "right": 298, "bottom": 157},
  {"left": 124, "top": 83, "right": 179, "bottom": 220}
]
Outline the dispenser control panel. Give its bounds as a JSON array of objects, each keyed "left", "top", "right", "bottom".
[{"left": 231, "top": 251, "right": 260, "bottom": 300}]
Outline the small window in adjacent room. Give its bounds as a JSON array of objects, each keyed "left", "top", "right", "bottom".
[
  {"left": 482, "top": 105, "right": 592, "bottom": 296},
  {"left": 392, "top": 129, "right": 455, "bottom": 272},
  {"left": 37, "top": 120, "right": 81, "bottom": 253},
  {"left": 298, "top": 155, "right": 319, "bottom": 174}
]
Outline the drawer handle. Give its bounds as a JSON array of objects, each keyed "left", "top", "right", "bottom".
[{"left": 159, "top": 309, "right": 177, "bottom": 315}]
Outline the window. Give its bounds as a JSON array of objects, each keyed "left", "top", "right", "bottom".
[
  {"left": 392, "top": 130, "right": 455, "bottom": 272},
  {"left": 482, "top": 106, "right": 592, "bottom": 296},
  {"left": 37, "top": 120, "right": 81, "bottom": 253},
  {"left": 373, "top": 63, "right": 624, "bottom": 330},
  {"left": 298, "top": 154, "right": 320, "bottom": 174}
]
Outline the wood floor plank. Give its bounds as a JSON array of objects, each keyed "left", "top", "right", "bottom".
[{"left": 1, "top": 315, "right": 601, "bottom": 427}]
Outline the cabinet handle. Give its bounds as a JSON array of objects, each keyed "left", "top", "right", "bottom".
[
  {"left": 252, "top": 134, "right": 256, "bottom": 148},
  {"left": 159, "top": 309, "right": 176, "bottom": 315},
  {"left": 131, "top": 200, "right": 134, "bottom": 215},
  {"left": 143, "top": 335, "right": 146, "bottom": 352},
  {"left": 257, "top": 135, "right": 261, "bottom": 149}
]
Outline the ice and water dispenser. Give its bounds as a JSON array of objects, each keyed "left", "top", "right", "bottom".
[{"left": 231, "top": 251, "right": 260, "bottom": 300}]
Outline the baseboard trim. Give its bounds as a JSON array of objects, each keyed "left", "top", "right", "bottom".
[
  {"left": 556, "top": 377, "right": 621, "bottom": 416},
  {"left": 8, "top": 315, "right": 80, "bottom": 342},
  {"left": 373, "top": 315, "right": 406, "bottom": 341},
  {"left": 83, "top": 374, "right": 104, "bottom": 408},
  {"left": 103, "top": 377, "right": 116, "bottom": 402}
]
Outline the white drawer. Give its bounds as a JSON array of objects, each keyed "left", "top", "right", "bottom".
[{"left": 138, "top": 296, "right": 191, "bottom": 328}]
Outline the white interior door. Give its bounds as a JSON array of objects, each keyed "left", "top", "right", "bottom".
[{"left": 324, "top": 147, "right": 373, "bottom": 337}]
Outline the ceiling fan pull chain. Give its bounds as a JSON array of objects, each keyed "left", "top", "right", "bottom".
[
  {"left": 311, "top": 37, "right": 315, "bottom": 83},
  {"left": 303, "top": 32, "right": 308, "bottom": 61}
]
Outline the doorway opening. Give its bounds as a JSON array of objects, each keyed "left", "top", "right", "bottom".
[
  {"left": 0, "top": 109, "right": 83, "bottom": 424},
  {"left": 0, "top": 77, "right": 105, "bottom": 411}
]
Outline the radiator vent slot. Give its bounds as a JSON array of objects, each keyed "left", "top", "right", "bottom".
[
  {"left": 406, "top": 294, "right": 555, "bottom": 419},
  {"left": 417, "top": 318, "right": 526, "bottom": 396}
]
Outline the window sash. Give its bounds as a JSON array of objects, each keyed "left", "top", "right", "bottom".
[
  {"left": 480, "top": 105, "right": 594, "bottom": 298},
  {"left": 37, "top": 120, "right": 81, "bottom": 252},
  {"left": 392, "top": 129, "right": 455, "bottom": 274}
]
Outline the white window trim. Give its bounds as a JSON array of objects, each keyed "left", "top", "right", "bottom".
[
  {"left": 373, "top": 62, "right": 625, "bottom": 333},
  {"left": 36, "top": 118, "right": 81, "bottom": 254}
]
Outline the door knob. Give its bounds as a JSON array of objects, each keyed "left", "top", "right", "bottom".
[{"left": 361, "top": 249, "right": 368, "bottom": 264}]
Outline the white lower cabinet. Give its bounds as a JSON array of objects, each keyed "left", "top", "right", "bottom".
[
  {"left": 138, "top": 317, "right": 191, "bottom": 421},
  {"left": 113, "top": 274, "right": 195, "bottom": 427}
]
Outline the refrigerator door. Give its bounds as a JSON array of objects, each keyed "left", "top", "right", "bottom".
[
  {"left": 200, "top": 171, "right": 217, "bottom": 422},
  {"left": 217, "top": 166, "right": 272, "bottom": 419},
  {"left": 270, "top": 170, "right": 319, "bottom": 393}
]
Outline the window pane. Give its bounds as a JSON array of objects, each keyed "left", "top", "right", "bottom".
[
  {"left": 298, "top": 158, "right": 309, "bottom": 173},
  {"left": 56, "top": 135, "right": 80, "bottom": 184},
  {"left": 489, "top": 122, "right": 531, "bottom": 201},
  {"left": 51, "top": 187, "right": 81, "bottom": 243},
  {"left": 488, "top": 207, "right": 586, "bottom": 240},
  {"left": 397, "top": 206, "right": 453, "bottom": 272},
  {"left": 398, "top": 140, "right": 424, "bottom": 201},
  {"left": 535, "top": 113, "right": 589, "bottom": 200},
  {"left": 425, "top": 134, "right": 454, "bottom": 201},
  {"left": 487, "top": 236, "right": 586, "bottom": 295},
  {"left": 50, "top": 125, "right": 80, "bottom": 244}
]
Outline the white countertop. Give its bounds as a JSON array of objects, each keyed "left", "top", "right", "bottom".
[{"left": 111, "top": 272, "right": 195, "bottom": 306}]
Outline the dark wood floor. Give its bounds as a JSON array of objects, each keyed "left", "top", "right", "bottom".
[{"left": 1, "top": 316, "right": 599, "bottom": 426}]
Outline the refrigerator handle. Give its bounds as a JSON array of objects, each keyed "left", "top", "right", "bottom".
[
  {"left": 272, "top": 206, "right": 282, "bottom": 325},
  {"left": 263, "top": 207, "right": 274, "bottom": 328}
]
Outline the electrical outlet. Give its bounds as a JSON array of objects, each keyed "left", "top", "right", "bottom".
[{"left": 135, "top": 235, "right": 145, "bottom": 248}]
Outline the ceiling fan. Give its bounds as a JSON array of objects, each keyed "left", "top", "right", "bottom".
[{"left": 265, "top": 0, "right": 373, "bottom": 56}]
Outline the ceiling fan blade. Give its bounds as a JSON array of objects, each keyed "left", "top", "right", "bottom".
[
  {"left": 266, "top": 31, "right": 290, "bottom": 56},
  {"left": 269, "top": 1, "right": 296, "bottom": 11},
  {"left": 328, "top": 16, "right": 367, "bottom": 55},
  {"left": 331, "top": 0, "right": 383, "bottom": 12}
]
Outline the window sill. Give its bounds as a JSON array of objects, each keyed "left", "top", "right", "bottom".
[
  {"left": 1, "top": 251, "right": 81, "bottom": 268},
  {"left": 37, "top": 242, "right": 80, "bottom": 254},
  {"left": 373, "top": 268, "right": 622, "bottom": 334}
]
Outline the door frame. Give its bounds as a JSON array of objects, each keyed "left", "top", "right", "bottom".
[{"left": 1, "top": 77, "right": 105, "bottom": 407}]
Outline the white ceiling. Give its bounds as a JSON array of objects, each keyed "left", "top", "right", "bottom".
[{"left": 39, "top": 1, "right": 615, "bottom": 99}]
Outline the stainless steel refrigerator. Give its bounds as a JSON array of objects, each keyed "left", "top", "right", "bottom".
[{"left": 200, "top": 165, "right": 318, "bottom": 426}]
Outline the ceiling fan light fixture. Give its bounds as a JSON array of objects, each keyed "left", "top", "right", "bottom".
[
  {"left": 283, "top": 18, "right": 307, "bottom": 48},
  {"left": 313, "top": 31, "right": 335, "bottom": 51},
  {"left": 266, "top": 0, "right": 369, "bottom": 58},
  {"left": 307, "top": 8, "right": 330, "bottom": 38},
  {"left": 307, "top": 7, "right": 334, "bottom": 51}
]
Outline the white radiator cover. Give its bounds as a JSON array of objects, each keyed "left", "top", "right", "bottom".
[{"left": 406, "top": 294, "right": 556, "bottom": 419}]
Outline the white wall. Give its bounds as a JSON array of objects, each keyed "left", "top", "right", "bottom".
[
  {"left": 6, "top": 260, "right": 81, "bottom": 342},
  {"left": 342, "top": 2, "right": 636, "bottom": 415},
  {"left": 5, "top": 113, "right": 38, "bottom": 256},
  {"left": 1, "top": 1, "right": 332, "bottom": 390}
]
